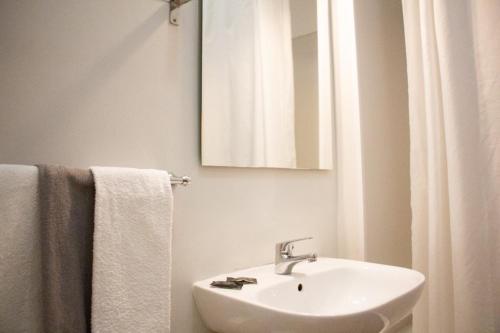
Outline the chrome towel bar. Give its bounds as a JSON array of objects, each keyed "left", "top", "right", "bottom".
[{"left": 169, "top": 174, "right": 191, "bottom": 186}]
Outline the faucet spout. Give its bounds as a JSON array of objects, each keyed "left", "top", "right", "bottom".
[
  {"left": 286, "top": 253, "right": 317, "bottom": 263},
  {"left": 274, "top": 238, "right": 317, "bottom": 275}
]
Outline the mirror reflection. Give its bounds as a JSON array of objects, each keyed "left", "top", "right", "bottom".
[{"left": 202, "top": 0, "right": 333, "bottom": 169}]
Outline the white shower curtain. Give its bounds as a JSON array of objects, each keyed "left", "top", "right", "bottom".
[
  {"left": 202, "top": 0, "right": 296, "bottom": 168},
  {"left": 402, "top": 1, "right": 500, "bottom": 332}
]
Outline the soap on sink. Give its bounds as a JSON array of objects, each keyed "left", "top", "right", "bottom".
[
  {"left": 226, "top": 277, "right": 257, "bottom": 285},
  {"left": 210, "top": 277, "right": 258, "bottom": 289},
  {"left": 210, "top": 281, "right": 243, "bottom": 289}
]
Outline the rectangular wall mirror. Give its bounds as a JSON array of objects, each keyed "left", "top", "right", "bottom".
[{"left": 201, "top": 0, "right": 333, "bottom": 170}]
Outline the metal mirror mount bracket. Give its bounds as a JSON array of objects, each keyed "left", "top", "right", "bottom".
[{"left": 169, "top": 0, "right": 192, "bottom": 26}]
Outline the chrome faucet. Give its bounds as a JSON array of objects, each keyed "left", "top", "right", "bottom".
[{"left": 275, "top": 237, "right": 317, "bottom": 275}]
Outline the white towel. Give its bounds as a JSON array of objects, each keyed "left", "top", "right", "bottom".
[
  {"left": 0, "top": 165, "right": 43, "bottom": 332},
  {"left": 90, "top": 167, "right": 173, "bottom": 333}
]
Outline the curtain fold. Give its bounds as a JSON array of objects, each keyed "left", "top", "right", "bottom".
[{"left": 402, "top": 1, "right": 500, "bottom": 332}]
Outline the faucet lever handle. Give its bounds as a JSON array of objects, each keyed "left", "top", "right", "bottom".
[{"left": 278, "top": 237, "right": 313, "bottom": 255}]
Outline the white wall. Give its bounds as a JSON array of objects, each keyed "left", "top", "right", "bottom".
[
  {"left": 0, "top": 1, "right": 337, "bottom": 332},
  {"left": 289, "top": 0, "right": 317, "bottom": 38},
  {"left": 354, "top": 0, "right": 411, "bottom": 268},
  {"left": 331, "top": 0, "right": 411, "bottom": 269}
]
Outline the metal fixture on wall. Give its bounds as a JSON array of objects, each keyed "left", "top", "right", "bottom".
[
  {"left": 169, "top": 0, "right": 193, "bottom": 25},
  {"left": 169, "top": 173, "right": 191, "bottom": 186}
]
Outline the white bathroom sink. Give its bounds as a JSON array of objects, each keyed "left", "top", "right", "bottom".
[{"left": 193, "top": 257, "right": 424, "bottom": 333}]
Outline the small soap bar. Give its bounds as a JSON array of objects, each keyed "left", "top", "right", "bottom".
[
  {"left": 226, "top": 277, "right": 258, "bottom": 285},
  {"left": 210, "top": 281, "right": 243, "bottom": 290}
]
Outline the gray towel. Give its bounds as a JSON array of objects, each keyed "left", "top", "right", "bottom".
[{"left": 37, "top": 165, "right": 94, "bottom": 333}]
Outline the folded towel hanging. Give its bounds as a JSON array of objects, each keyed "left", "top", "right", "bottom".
[
  {"left": 37, "top": 165, "right": 95, "bottom": 333},
  {"left": 91, "top": 167, "right": 174, "bottom": 332},
  {"left": 0, "top": 165, "right": 43, "bottom": 332}
]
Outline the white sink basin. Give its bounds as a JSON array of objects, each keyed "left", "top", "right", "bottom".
[{"left": 193, "top": 258, "right": 425, "bottom": 333}]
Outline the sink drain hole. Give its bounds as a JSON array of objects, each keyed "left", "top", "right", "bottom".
[{"left": 298, "top": 283, "right": 303, "bottom": 292}]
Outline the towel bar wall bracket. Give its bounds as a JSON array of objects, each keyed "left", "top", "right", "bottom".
[
  {"left": 169, "top": 174, "right": 191, "bottom": 186},
  {"left": 168, "top": 0, "right": 193, "bottom": 26}
]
